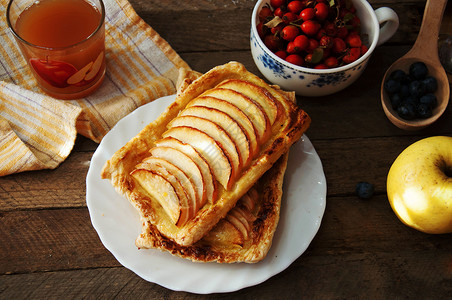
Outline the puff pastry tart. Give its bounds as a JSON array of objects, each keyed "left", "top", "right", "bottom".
[
  {"left": 136, "top": 153, "right": 288, "bottom": 263},
  {"left": 101, "top": 62, "right": 310, "bottom": 251}
]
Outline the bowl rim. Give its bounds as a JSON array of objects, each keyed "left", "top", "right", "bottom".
[{"left": 251, "top": 0, "right": 380, "bottom": 74}]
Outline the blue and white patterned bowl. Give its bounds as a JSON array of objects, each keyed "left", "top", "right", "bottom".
[{"left": 251, "top": 0, "right": 399, "bottom": 97}]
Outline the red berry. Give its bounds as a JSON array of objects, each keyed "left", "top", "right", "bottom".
[
  {"left": 286, "top": 41, "right": 298, "bottom": 53},
  {"left": 259, "top": 7, "right": 273, "bottom": 22},
  {"left": 274, "top": 7, "right": 285, "bottom": 18},
  {"left": 322, "top": 48, "right": 331, "bottom": 59},
  {"left": 314, "top": 64, "right": 328, "bottom": 69},
  {"left": 271, "top": 24, "right": 284, "bottom": 35},
  {"left": 337, "top": 26, "right": 348, "bottom": 39},
  {"left": 314, "top": 3, "right": 329, "bottom": 20},
  {"left": 275, "top": 50, "right": 288, "bottom": 59},
  {"left": 257, "top": 22, "right": 266, "bottom": 38},
  {"left": 307, "top": 38, "right": 319, "bottom": 52},
  {"left": 346, "top": 34, "right": 362, "bottom": 47},
  {"left": 324, "top": 22, "right": 337, "bottom": 36},
  {"left": 361, "top": 44, "right": 369, "bottom": 55},
  {"left": 264, "top": 35, "right": 282, "bottom": 51},
  {"left": 316, "top": 28, "right": 327, "bottom": 40},
  {"left": 301, "top": 20, "right": 320, "bottom": 36},
  {"left": 332, "top": 37, "right": 346, "bottom": 53},
  {"left": 320, "top": 35, "right": 333, "bottom": 49},
  {"left": 300, "top": 8, "right": 315, "bottom": 21},
  {"left": 288, "top": 1, "right": 304, "bottom": 14},
  {"left": 281, "top": 25, "right": 299, "bottom": 41},
  {"left": 325, "top": 56, "right": 339, "bottom": 68},
  {"left": 343, "top": 47, "right": 361, "bottom": 64},
  {"left": 283, "top": 12, "right": 298, "bottom": 24},
  {"left": 286, "top": 54, "right": 304, "bottom": 66},
  {"left": 293, "top": 34, "right": 309, "bottom": 51},
  {"left": 270, "top": 0, "right": 285, "bottom": 8}
]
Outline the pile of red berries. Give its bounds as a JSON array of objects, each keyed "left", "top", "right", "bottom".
[{"left": 257, "top": 0, "right": 368, "bottom": 69}]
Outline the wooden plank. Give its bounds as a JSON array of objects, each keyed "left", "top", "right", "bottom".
[
  {"left": 0, "top": 151, "right": 92, "bottom": 211},
  {"left": 0, "top": 208, "right": 119, "bottom": 274},
  {"left": 1, "top": 248, "right": 450, "bottom": 298}
]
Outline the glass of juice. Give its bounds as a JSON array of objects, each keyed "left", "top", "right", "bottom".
[{"left": 6, "top": 0, "right": 106, "bottom": 100}]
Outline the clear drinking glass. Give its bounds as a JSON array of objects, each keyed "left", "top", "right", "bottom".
[{"left": 6, "top": 0, "right": 106, "bottom": 99}]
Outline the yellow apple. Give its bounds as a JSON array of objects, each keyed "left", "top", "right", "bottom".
[{"left": 387, "top": 136, "right": 452, "bottom": 234}]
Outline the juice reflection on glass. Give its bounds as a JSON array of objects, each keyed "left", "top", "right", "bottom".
[{"left": 7, "top": 0, "right": 106, "bottom": 99}]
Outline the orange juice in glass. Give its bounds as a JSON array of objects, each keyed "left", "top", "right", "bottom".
[{"left": 7, "top": 0, "right": 106, "bottom": 99}]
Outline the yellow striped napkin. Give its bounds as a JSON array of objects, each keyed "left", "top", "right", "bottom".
[{"left": 0, "top": 0, "right": 190, "bottom": 176}]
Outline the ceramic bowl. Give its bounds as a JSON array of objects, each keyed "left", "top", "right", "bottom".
[{"left": 250, "top": 0, "right": 399, "bottom": 96}]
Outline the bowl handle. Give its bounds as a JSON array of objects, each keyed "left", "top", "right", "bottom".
[{"left": 375, "top": 7, "right": 399, "bottom": 46}]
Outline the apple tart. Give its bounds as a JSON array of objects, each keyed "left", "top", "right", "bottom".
[
  {"left": 101, "top": 62, "right": 310, "bottom": 256},
  {"left": 135, "top": 153, "right": 288, "bottom": 263}
]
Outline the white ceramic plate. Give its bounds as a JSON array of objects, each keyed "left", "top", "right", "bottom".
[{"left": 86, "top": 95, "right": 327, "bottom": 294}]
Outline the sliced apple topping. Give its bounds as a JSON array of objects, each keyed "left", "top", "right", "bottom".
[
  {"left": 130, "top": 170, "right": 183, "bottom": 225},
  {"left": 149, "top": 146, "right": 205, "bottom": 216},
  {"left": 155, "top": 137, "right": 217, "bottom": 204},
  {"left": 217, "top": 79, "right": 280, "bottom": 125},
  {"left": 201, "top": 88, "right": 271, "bottom": 144},
  {"left": 169, "top": 115, "right": 241, "bottom": 181},
  {"left": 226, "top": 210, "right": 251, "bottom": 241},
  {"left": 162, "top": 126, "right": 233, "bottom": 190},
  {"left": 179, "top": 106, "right": 252, "bottom": 168},
  {"left": 187, "top": 96, "right": 259, "bottom": 158},
  {"left": 224, "top": 188, "right": 258, "bottom": 241},
  {"left": 138, "top": 156, "right": 196, "bottom": 220}
]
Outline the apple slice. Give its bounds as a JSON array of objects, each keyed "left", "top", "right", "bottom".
[
  {"left": 201, "top": 88, "right": 271, "bottom": 143},
  {"left": 138, "top": 156, "right": 196, "bottom": 220},
  {"left": 162, "top": 126, "right": 233, "bottom": 190},
  {"left": 187, "top": 96, "right": 259, "bottom": 158},
  {"left": 169, "top": 115, "right": 241, "bottom": 181},
  {"left": 149, "top": 146, "right": 204, "bottom": 215},
  {"left": 217, "top": 79, "right": 280, "bottom": 125},
  {"left": 155, "top": 137, "right": 217, "bottom": 204},
  {"left": 130, "top": 169, "right": 185, "bottom": 225},
  {"left": 179, "top": 106, "right": 252, "bottom": 168},
  {"left": 226, "top": 210, "right": 251, "bottom": 240}
]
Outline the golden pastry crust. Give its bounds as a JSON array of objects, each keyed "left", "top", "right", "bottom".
[
  {"left": 101, "top": 61, "right": 310, "bottom": 247},
  {"left": 135, "top": 153, "right": 289, "bottom": 263}
]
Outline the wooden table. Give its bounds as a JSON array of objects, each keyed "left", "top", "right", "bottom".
[{"left": 2, "top": 0, "right": 451, "bottom": 298}]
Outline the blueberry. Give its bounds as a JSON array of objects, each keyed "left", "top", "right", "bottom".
[
  {"left": 409, "top": 61, "right": 428, "bottom": 79},
  {"left": 384, "top": 79, "right": 401, "bottom": 94},
  {"left": 416, "top": 103, "right": 433, "bottom": 119},
  {"left": 390, "top": 93, "right": 402, "bottom": 110},
  {"left": 422, "top": 76, "right": 438, "bottom": 93},
  {"left": 419, "top": 93, "right": 437, "bottom": 109},
  {"left": 404, "top": 95, "right": 419, "bottom": 105},
  {"left": 399, "top": 84, "right": 410, "bottom": 98},
  {"left": 397, "top": 102, "right": 417, "bottom": 120},
  {"left": 409, "top": 80, "right": 426, "bottom": 98},
  {"left": 390, "top": 69, "right": 407, "bottom": 81},
  {"left": 356, "top": 182, "right": 374, "bottom": 199}
]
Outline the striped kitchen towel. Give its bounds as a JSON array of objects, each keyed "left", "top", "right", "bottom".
[{"left": 0, "top": 0, "right": 190, "bottom": 176}]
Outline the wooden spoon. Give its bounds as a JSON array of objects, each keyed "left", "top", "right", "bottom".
[{"left": 381, "top": 0, "right": 450, "bottom": 130}]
